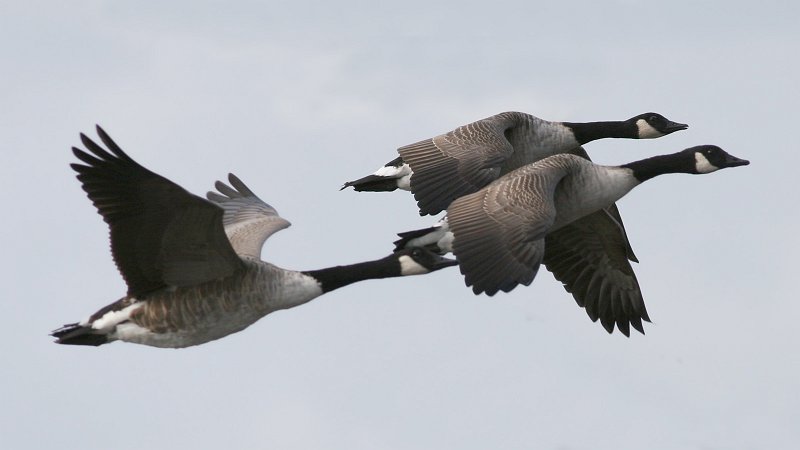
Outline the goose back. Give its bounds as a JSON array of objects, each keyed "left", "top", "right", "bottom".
[{"left": 399, "top": 111, "right": 580, "bottom": 215}]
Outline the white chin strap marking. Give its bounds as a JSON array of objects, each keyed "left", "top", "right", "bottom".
[
  {"left": 636, "top": 119, "right": 664, "bottom": 139},
  {"left": 398, "top": 255, "right": 429, "bottom": 275},
  {"left": 694, "top": 152, "right": 719, "bottom": 174}
]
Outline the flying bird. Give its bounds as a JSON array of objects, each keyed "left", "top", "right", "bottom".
[
  {"left": 343, "top": 110, "right": 689, "bottom": 335},
  {"left": 52, "top": 127, "right": 457, "bottom": 348},
  {"left": 395, "top": 145, "right": 749, "bottom": 335}
]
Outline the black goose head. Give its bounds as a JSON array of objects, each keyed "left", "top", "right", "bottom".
[
  {"left": 622, "top": 145, "right": 749, "bottom": 182},
  {"left": 684, "top": 145, "right": 750, "bottom": 173},
  {"left": 629, "top": 112, "right": 689, "bottom": 139}
]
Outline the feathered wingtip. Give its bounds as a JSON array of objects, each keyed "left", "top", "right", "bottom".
[{"left": 73, "top": 125, "right": 136, "bottom": 164}]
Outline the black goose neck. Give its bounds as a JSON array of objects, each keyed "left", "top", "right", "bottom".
[
  {"left": 302, "top": 256, "right": 399, "bottom": 293},
  {"left": 562, "top": 121, "right": 635, "bottom": 145},
  {"left": 621, "top": 152, "right": 694, "bottom": 182}
]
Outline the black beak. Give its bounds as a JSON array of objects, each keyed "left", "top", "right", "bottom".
[
  {"left": 664, "top": 121, "right": 689, "bottom": 133},
  {"left": 723, "top": 153, "right": 750, "bottom": 168},
  {"left": 431, "top": 255, "right": 459, "bottom": 271}
]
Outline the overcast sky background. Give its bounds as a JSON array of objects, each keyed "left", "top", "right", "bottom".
[{"left": 2, "top": 1, "right": 798, "bottom": 449}]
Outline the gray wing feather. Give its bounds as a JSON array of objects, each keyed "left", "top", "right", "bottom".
[
  {"left": 206, "top": 174, "right": 291, "bottom": 260},
  {"left": 400, "top": 112, "right": 524, "bottom": 215},
  {"left": 448, "top": 161, "right": 570, "bottom": 295}
]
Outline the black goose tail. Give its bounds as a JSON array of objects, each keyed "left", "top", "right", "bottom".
[{"left": 51, "top": 323, "right": 109, "bottom": 346}]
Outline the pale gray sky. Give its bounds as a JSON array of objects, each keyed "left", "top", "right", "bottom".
[{"left": 2, "top": 1, "right": 798, "bottom": 449}]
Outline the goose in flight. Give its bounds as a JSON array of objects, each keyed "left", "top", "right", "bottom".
[
  {"left": 52, "top": 127, "right": 457, "bottom": 348},
  {"left": 395, "top": 145, "right": 749, "bottom": 335},
  {"left": 342, "top": 111, "right": 687, "bottom": 215},
  {"left": 343, "top": 111, "right": 687, "bottom": 334}
]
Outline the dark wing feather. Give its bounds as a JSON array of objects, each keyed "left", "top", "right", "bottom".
[
  {"left": 400, "top": 113, "right": 524, "bottom": 215},
  {"left": 603, "top": 202, "right": 638, "bottom": 263},
  {"left": 543, "top": 208, "right": 650, "bottom": 336},
  {"left": 72, "top": 126, "right": 244, "bottom": 297}
]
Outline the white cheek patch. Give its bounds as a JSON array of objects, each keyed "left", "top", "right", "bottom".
[
  {"left": 694, "top": 152, "right": 719, "bottom": 174},
  {"left": 398, "top": 255, "right": 429, "bottom": 275},
  {"left": 636, "top": 119, "right": 664, "bottom": 139}
]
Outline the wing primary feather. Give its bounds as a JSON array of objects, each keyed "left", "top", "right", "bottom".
[{"left": 95, "top": 125, "right": 136, "bottom": 163}]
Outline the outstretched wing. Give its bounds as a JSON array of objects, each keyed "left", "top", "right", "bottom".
[
  {"left": 71, "top": 126, "right": 244, "bottom": 297},
  {"left": 400, "top": 112, "right": 526, "bottom": 216},
  {"left": 448, "top": 159, "right": 572, "bottom": 296},
  {"left": 206, "top": 174, "right": 291, "bottom": 260}
]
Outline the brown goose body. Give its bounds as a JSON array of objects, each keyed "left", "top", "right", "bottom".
[
  {"left": 51, "top": 127, "right": 457, "bottom": 348},
  {"left": 62, "top": 262, "right": 321, "bottom": 348}
]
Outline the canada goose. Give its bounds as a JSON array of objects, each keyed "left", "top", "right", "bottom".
[
  {"left": 51, "top": 127, "right": 457, "bottom": 348},
  {"left": 342, "top": 111, "right": 687, "bottom": 215},
  {"left": 345, "top": 111, "right": 685, "bottom": 335},
  {"left": 395, "top": 146, "right": 749, "bottom": 336}
]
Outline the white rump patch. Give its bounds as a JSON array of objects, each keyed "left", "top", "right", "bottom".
[
  {"left": 90, "top": 301, "right": 144, "bottom": 331},
  {"left": 403, "top": 218, "right": 453, "bottom": 253},
  {"left": 372, "top": 163, "right": 413, "bottom": 191},
  {"left": 374, "top": 162, "right": 412, "bottom": 178},
  {"left": 636, "top": 119, "right": 663, "bottom": 139},
  {"left": 694, "top": 152, "right": 719, "bottom": 174},
  {"left": 398, "top": 255, "right": 430, "bottom": 275},
  {"left": 436, "top": 232, "right": 455, "bottom": 254},
  {"left": 396, "top": 173, "right": 412, "bottom": 191}
]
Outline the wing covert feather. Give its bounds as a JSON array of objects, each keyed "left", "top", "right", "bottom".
[
  {"left": 448, "top": 161, "right": 570, "bottom": 295},
  {"left": 400, "top": 113, "right": 525, "bottom": 215}
]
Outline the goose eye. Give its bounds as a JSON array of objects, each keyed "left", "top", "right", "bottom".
[
  {"left": 648, "top": 115, "right": 660, "bottom": 122},
  {"left": 411, "top": 249, "right": 421, "bottom": 258}
]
